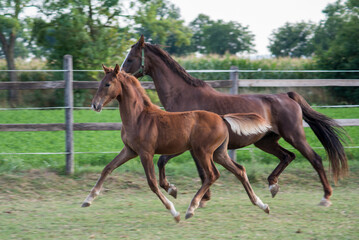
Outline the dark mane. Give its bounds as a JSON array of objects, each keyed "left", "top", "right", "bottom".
[{"left": 144, "top": 43, "right": 206, "bottom": 87}]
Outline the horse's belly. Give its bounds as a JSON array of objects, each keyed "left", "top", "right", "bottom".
[{"left": 228, "top": 132, "right": 266, "bottom": 149}]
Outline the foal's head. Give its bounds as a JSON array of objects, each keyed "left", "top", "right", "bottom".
[{"left": 92, "top": 64, "right": 124, "bottom": 112}]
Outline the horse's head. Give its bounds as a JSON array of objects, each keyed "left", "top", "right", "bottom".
[
  {"left": 92, "top": 64, "right": 123, "bottom": 112},
  {"left": 121, "top": 35, "right": 146, "bottom": 78}
]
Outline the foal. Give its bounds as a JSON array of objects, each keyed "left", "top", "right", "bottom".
[{"left": 82, "top": 64, "right": 271, "bottom": 222}]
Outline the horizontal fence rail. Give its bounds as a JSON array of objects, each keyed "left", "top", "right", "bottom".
[
  {"left": 1, "top": 58, "right": 359, "bottom": 174},
  {"left": 1, "top": 79, "right": 359, "bottom": 90}
]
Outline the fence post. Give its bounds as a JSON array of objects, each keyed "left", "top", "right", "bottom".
[
  {"left": 229, "top": 66, "right": 239, "bottom": 161},
  {"left": 64, "top": 55, "right": 74, "bottom": 174}
]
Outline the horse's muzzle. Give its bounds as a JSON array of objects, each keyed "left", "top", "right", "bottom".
[{"left": 92, "top": 103, "right": 102, "bottom": 112}]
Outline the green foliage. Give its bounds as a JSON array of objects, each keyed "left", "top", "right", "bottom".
[
  {"left": 176, "top": 55, "right": 316, "bottom": 80},
  {"left": 189, "top": 14, "right": 255, "bottom": 55},
  {"left": 268, "top": 21, "right": 316, "bottom": 58},
  {"left": 313, "top": 0, "right": 359, "bottom": 103},
  {"left": 31, "top": 0, "right": 133, "bottom": 73},
  {"left": 133, "top": 0, "right": 192, "bottom": 55}
]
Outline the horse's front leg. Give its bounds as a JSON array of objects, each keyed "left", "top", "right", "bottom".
[
  {"left": 142, "top": 153, "right": 181, "bottom": 222},
  {"left": 158, "top": 153, "right": 182, "bottom": 198},
  {"left": 82, "top": 146, "right": 137, "bottom": 207}
]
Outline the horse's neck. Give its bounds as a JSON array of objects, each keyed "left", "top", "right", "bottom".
[{"left": 146, "top": 54, "right": 206, "bottom": 110}]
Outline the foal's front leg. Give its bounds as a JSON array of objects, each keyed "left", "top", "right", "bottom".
[
  {"left": 141, "top": 153, "right": 181, "bottom": 223},
  {"left": 82, "top": 146, "right": 137, "bottom": 207}
]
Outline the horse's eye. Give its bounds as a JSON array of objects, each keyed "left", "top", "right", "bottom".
[
  {"left": 105, "top": 83, "right": 110, "bottom": 87},
  {"left": 127, "top": 59, "right": 133, "bottom": 63}
]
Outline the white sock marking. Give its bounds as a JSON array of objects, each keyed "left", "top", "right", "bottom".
[
  {"left": 255, "top": 196, "right": 268, "bottom": 210},
  {"left": 164, "top": 196, "right": 179, "bottom": 217},
  {"left": 269, "top": 184, "right": 277, "bottom": 191}
]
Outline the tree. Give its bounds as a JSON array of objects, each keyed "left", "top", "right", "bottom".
[
  {"left": 268, "top": 21, "right": 316, "bottom": 58},
  {"left": 313, "top": 0, "right": 359, "bottom": 103},
  {"left": 31, "top": 0, "right": 132, "bottom": 71},
  {"left": 189, "top": 15, "right": 255, "bottom": 55},
  {"left": 133, "top": 0, "right": 192, "bottom": 55},
  {"left": 0, "top": 0, "right": 31, "bottom": 105}
]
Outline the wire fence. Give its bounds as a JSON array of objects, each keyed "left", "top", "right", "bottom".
[{"left": 1, "top": 67, "right": 359, "bottom": 166}]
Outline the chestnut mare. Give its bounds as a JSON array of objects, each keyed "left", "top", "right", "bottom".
[
  {"left": 82, "top": 65, "right": 271, "bottom": 222},
  {"left": 120, "top": 35, "right": 348, "bottom": 207}
]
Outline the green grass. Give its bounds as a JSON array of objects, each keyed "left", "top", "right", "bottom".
[
  {"left": 0, "top": 108, "right": 359, "bottom": 173},
  {"left": 0, "top": 162, "right": 358, "bottom": 239}
]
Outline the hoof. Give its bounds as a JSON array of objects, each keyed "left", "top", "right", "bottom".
[
  {"left": 269, "top": 183, "right": 280, "bottom": 198},
  {"left": 81, "top": 202, "right": 91, "bottom": 208},
  {"left": 168, "top": 184, "right": 178, "bottom": 199},
  {"left": 264, "top": 205, "right": 270, "bottom": 214},
  {"left": 174, "top": 214, "right": 181, "bottom": 223},
  {"left": 185, "top": 212, "right": 194, "bottom": 220},
  {"left": 319, "top": 198, "right": 332, "bottom": 207}
]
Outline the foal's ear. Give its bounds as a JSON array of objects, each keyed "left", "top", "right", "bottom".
[
  {"left": 114, "top": 64, "right": 120, "bottom": 74},
  {"left": 102, "top": 64, "right": 110, "bottom": 73},
  {"left": 138, "top": 35, "right": 145, "bottom": 48}
]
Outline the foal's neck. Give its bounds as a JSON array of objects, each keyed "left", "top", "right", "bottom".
[{"left": 117, "top": 80, "right": 155, "bottom": 127}]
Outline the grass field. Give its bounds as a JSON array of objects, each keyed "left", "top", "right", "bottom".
[
  {"left": 1, "top": 107, "right": 358, "bottom": 239},
  {"left": 0, "top": 162, "right": 358, "bottom": 239}
]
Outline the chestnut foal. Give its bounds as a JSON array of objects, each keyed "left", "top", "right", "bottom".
[{"left": 82, "top": 65, "right": 271, "bottom": 222}]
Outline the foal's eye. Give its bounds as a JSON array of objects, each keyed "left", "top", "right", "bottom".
[{"left": 105, "top": 83, "right": 110, "bottom": 87}]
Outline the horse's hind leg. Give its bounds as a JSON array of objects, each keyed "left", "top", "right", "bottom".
[
  {"left": 283, "top": 133, "right": 333, "bottom": 206},
  {"left": 158, "top": 153, "right": 182, "bottom": 198},
  {"left": 141, "top": 153, "right": 181, "bottom": 222},
  {"left": 185, "top": 150, "right": 220, "bottom": 219},
  {"left": 82, "top": 145, "right": 137, "bottom": 207},
  {"left": 254, "top": 133, "right": 296, "bottom": 198},
  {"left": 213, "top": 143, "right": 270, "bottom": 214}
]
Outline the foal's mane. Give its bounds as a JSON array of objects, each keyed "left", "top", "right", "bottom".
[
  {"left": 119, "top": 71, "right": 156, "bottom": 108},
  {"left": 119, "top": 71, "right": 154, "bottom": 106},
  {"left": 134, "top": 41, "right": 206, "bottom": 87}
]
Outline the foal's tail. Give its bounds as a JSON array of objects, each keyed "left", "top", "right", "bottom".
[
  {"left": 223, "top": 113, "right": 271, "bottom": 136},
  {"left": 287, "top": 91, "right": 348, "bottom": 183}
]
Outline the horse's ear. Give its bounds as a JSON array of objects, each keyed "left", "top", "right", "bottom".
[
  {"left": 138, "top": 35, "right": 145, "bottom": 48},
  {"left": 114, "top": 64, "right": 120, "bottom": 74},
  {"left": 102, "top": 64, "right": 110, "bottom": 73}
]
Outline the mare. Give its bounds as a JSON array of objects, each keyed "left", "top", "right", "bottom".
[
  {"left": 120, "top": 35, "right": 348, "bottom": 207},
  {"left": 82, "top": 65, "right": 271, "bottom": 222}
]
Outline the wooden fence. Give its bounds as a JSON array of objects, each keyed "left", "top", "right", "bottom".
[{"left": 1, "top": 56, "right": 359, "bottom": 174}]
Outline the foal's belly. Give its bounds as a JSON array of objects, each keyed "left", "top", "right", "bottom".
[{"left": 154, "top": 135, "right": 190, "bottom": 155}]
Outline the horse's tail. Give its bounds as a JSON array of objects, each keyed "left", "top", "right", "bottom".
[
  {"left": 223, "top": 113, "right": 271, "bottom": 136},
  {"left": 287, "top": 91, "right": 348, "bottom": 183}
]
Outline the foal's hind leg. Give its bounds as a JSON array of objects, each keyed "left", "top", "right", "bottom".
[
  {"left": 213, "top": 143, "right": 270, "bottom": 214},
  {"left": 185, "top": 151, "right": 219, "bottom": 219},
  {"left": 254, "top": 133, "right": 296, "bottom": 198},
  {"left": 190, "top": 150, "right": 212, "bottom": 208},
  {"left": 82, "top": 146, "right": 137, "bottom": 207},
  {"left": 141, "top": 153, "right": 181, "bottom": 222}
]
